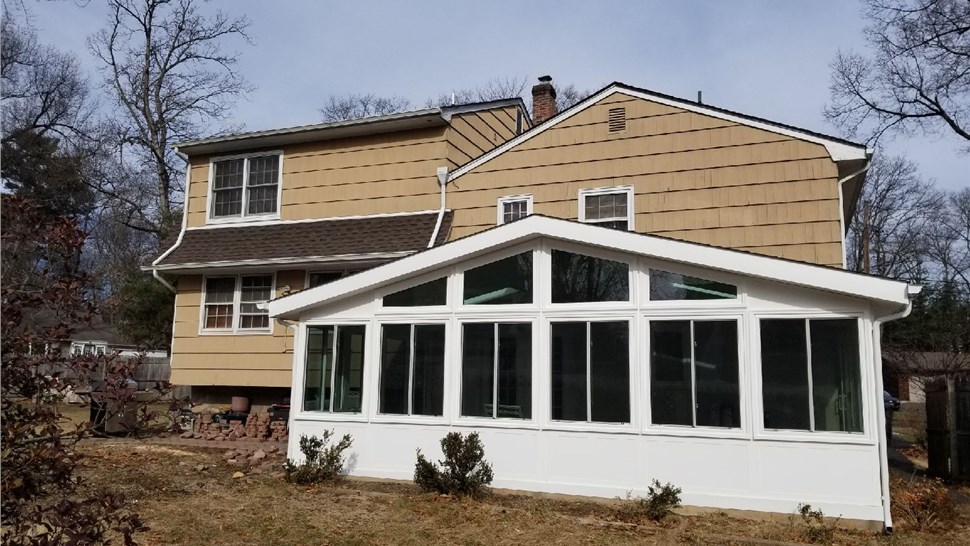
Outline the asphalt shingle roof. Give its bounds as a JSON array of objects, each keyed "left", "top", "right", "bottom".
[{"left": 154, "top": 212, "right": 451, "bottom": 267}]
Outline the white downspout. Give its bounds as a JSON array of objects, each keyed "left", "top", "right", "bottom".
[
  {"left": 150, "top": 149, "right": 192, "bottom": 293},
  {"left": 871, "top": 284, "right": 922, "bottom": 534},
  {"left": 427, "top": 166, "right": 448, "bottom": 248},
  {"left": 838, "top": 153, "right": 873, "bottom": 269}
]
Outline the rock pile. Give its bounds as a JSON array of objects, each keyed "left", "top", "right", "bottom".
[
  {"left": 223, "top": 445, "right": 280, "bottom": 470},
  {"left": 179, "top": 410, "right": 288, "bottom": 443}
]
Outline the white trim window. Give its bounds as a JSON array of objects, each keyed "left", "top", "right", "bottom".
[
  {"left": 497, "top": 194, "right": 533, "bottom": 225},
  {"left": 579, "top": 186, "right": 634, "bottom": 230},
  {"left": 649, "top": 319, "right": 741, "bottom": 428},
  {"left": 460, "top": 322, "right": 532, "bottom": 419},
  {"left": 202, "top": 274, "right": 274, "bottom": 332},
  {"left": 378, "top": 323, "right": 446, "bottom": 416},
  {"left": 209, "top": 152, "right": 282, "bottom": 221},
  {"left": 303, "top": 324, "right": 367, "bottom": 413},
  {"left": 550, "top": 320, "right": 630, "bottom": 424},
  {"left": 759, "top": 318, "right": 863, "bottom": 433}
]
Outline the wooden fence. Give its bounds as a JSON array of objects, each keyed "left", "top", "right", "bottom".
[{"left": 926, "top": 377, "right": 970, "bottom": 480}]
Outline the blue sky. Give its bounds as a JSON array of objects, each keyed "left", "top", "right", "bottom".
[{"left": 21, "top": 0, "right": 968, "bottom": 190}]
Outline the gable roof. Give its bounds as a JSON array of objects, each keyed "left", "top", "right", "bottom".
[
  {"left": 151, "top": 211, "right": 451, "bottom": 271},
  {"left": 174, "top": 99, "right": 527, "bottom": 156},
  {"left": 448, "top": 82, "right": 870, "bottom": 182},
  {"left": 267, "top": 215, "right": 916, "bottom": 320}
]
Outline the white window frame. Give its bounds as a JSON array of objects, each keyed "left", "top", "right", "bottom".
[
  {"left": 578, "top": 186, "right": 635, "bottom": 231},
  {"left": 206, "top": 151, "right": 283, "bottom": 224},
  {"left": 199, "top": 273, "right": 276, "bottom": 334},
  {"left": 751, "top": 312, "right": 873, "bottom": 445},
  {"left": 546, "top": 317, "right": 636, "bottom": 429},
  {"left": 497, "top": 194, "right": 534, "bottom": 225},
  {"left": 644, "top": 315, "right": 746, "bottom": 435},
  {"left": 455, "top": 317, "right": 539, "bottom": 428},
  {"left": 375, "top": 321, "right": 449, "bottom": 419}
]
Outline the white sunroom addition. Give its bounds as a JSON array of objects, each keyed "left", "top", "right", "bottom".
[{"left": 266, "top": 215, "right": 918, "bottom": 530}]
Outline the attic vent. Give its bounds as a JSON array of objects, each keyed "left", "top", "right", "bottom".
[{"left": 608, "top": 107, "right": 626, "bottom": 133}]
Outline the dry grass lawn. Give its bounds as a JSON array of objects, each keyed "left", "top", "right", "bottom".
[{"left": 74, "top": 441, "right": 970, "bottom": 546}]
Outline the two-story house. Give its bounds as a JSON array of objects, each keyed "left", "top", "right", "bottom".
[
  {"left": 151, "top": 77, "right": 918, "bottom": 529},
  {"left": 151, "top": 98, "right": 529, "bottom": 403}
]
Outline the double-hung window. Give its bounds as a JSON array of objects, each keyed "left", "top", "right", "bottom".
[
  {"left": 579, "top": 187, "right": 634, "bottom": 230},
  {"left": 461, "top": 322, "right": 532, "bottom": 419},
  {"left": 379, "top": 324, "right": 446, "bottom": 416},
  {"left": 497, "top": 195, "right": 533, "bottom": 224},
  {"left": 760, "top": 318, "right": 863, "bottom": 433},
  {"left": 303, "top": 325, "right": 366, "bottom": 413},
  {"left": 550, "top": 321, "right": 630, "bottom": 423},
  {"left": 650, "top": 320, "right": 740, "bottom": 428},
  {"left": 202, "top": 275, "right": 273, "bottom": 332},
  {"left": 209, "top": 153, "right": 281, "bottom": 220}
]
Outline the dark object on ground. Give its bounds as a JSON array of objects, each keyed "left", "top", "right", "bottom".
[{"left": 884, "top": 391, "right": 901, "bottom": 411}]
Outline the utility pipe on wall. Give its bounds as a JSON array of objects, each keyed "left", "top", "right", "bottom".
[
  {"left": 150, "top": 149, "right": 192, "bottom": 293},
  {"left": 428, "top": 166, "right": 449, "bottom": 248},
  {"left": 837, "top": 156, "right": 872, "bottom": 269},
  {"left": 871, "top": 284, "right": 922, "bottom": 534}
]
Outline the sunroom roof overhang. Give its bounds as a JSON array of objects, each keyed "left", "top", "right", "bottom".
[{"left": 266, "top": 215, "right": 918, "bottom": 320}]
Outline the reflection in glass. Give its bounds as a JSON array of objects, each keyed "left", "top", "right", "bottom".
[
  {"left": 383, "top": 277, "right": 447, "bottom": 307},
  {"left": 650, "top": 321, "right": 692, "bottom": 425},
  {"left": 551, "top": 250, "right": 629, "bottom": 303},
  {"left": 650, "top": 270, "right": 737, "bottom": 301},
  {"left": 761, "top": 319, "right": 811, "bottom": 430},
  {"left": 463, "top": 253, "right": 533, "bottom": 304},
  {"left": 810, "top": 320, "right": 862, "bottom": 432}
]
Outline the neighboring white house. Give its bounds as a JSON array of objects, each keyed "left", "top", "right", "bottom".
[{"left": 267, "top": 215, "right": 919, "bottom": 530}]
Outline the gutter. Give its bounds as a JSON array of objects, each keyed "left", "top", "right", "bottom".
[
  {"left": 150, "top": 149, "right": 191, "bottom": 294},
  {"left": 871, "top": 284, "right": 922, "bottom": 534},
  {"left": 838, "top": 152, "right": 873, "bottom": 269},
  {"left": 428, "top": 166, "right": 448, "bottom": 248}
]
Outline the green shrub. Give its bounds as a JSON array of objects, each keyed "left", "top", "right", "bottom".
[
  {"left": 790, "top": 503, "right": 839, "bottom": 543},
  {"left": 619, "top": 480, "right": 682, "bottom": 522},
  {"left": 283, "top": 431, "right": 353, "bottom": 484},
  {"left": 414, "top": 431, "right": 493, "bottom": 498}
]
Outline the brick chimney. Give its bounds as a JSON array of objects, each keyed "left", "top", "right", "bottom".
[{"left": 531, "top": 75, "right": 557, "bottom": 125}]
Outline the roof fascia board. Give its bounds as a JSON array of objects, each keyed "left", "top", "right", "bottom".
[
  {"left": 175, "top": 110, "right": 445, "bottom": 155},
  {"left": 148, "top": 250, "right": 415, "bottom": 272},
  {"left": 183, "top": 209, "right": 446, "bottom": 231},
  {"left": 268, "top": 216, "right": 912, "bottom": 319},
  {"left": 440, "top": 98, "right": 527, "bottom": 121},
  {"left": 449, "top": 84, "right": 869, "bottom": 182}
]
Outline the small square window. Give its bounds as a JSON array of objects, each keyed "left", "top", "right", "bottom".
[
  {"left": 579, "top": 187, "right": 633, "bottom": 230},
  {"left": 497, "top": 195, "right": 533, "bottom": 225}
]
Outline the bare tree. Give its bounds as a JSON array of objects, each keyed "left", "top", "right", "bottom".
[
  {"left": 555, "top": 83, "right": 593, "bottom": 112},
  {"left": 89, "top": 0, "right": 252, "bottom": 238},
  {"left": 319, "top": 93, "right": 412, "bottom": 122},
  {"left": 846, "top": 154, "right": 945, "bottom": 279},
  {"left": 1, "top": 8, "right": 95, "bottom": 147},
  {"left": 927, "top": 188, "right": 970, "bottom": 295},
  {"left": 425, "top": 75, "right": 530, "bottom": 108},
  {"left": 825, "top": 0, "right": 970, "bottom": 148}
]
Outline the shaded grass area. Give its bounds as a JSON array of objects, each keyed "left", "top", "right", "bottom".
[{"left": 77, "top": 442, "right": 969, "bottom": 546}]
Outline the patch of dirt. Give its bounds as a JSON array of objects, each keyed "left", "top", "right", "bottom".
[{"left": 74, "top": 440, "right": 970, "bottom": 546}]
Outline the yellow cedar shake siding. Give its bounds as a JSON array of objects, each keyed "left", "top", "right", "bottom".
[
  {"left": 184, "top": 108, "right": 521, "bottom": 228},
  {"left": 170, "top": 270, "right": 306, "bottom": 387},
  {"left": 447, "top": 92, "right": 846, "bottom": 267},
  {"left": 185, "top": 127, "right": 451, "bottom": 227},
  {"left": 445, "top": 107, "right": 521, "bottom": 168}
]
